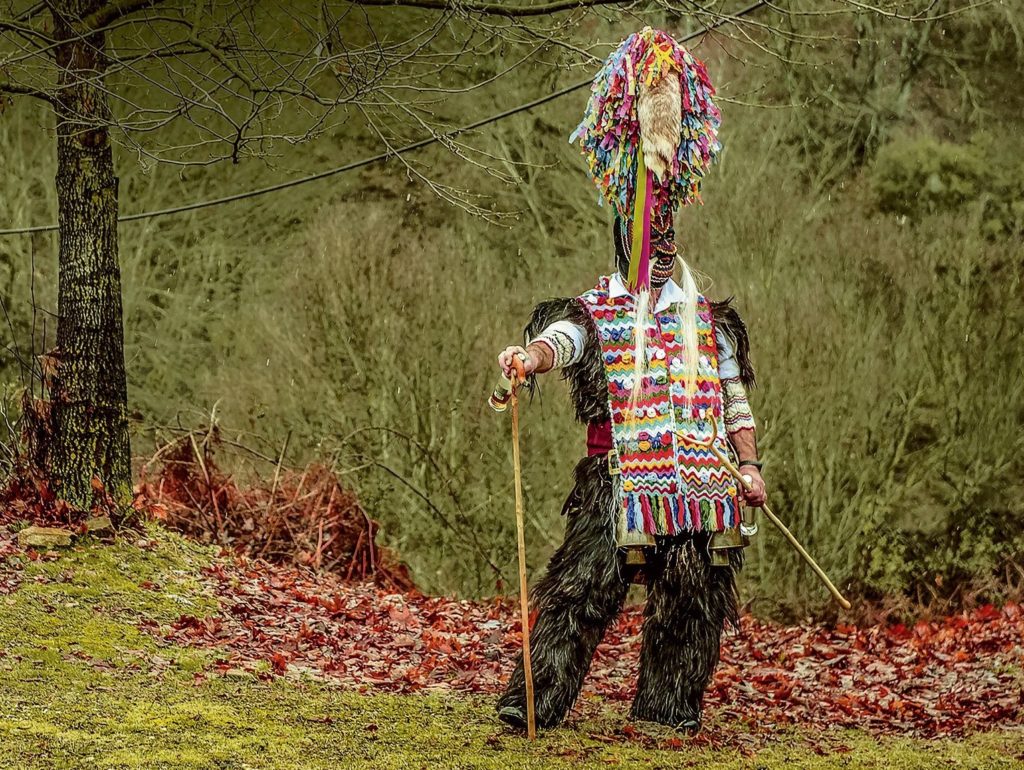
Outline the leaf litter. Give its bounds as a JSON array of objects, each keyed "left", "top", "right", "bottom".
[{"left": 152, "top": 554, "right": 1023, "bottom": 743}]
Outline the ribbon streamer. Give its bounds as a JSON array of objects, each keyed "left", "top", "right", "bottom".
[{"left": 626, "top": 148, "right": 654, "bottom": 293}]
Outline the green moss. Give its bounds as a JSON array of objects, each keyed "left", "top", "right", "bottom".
[{"left": 1, "top": 530, "right": 1021, "bottom": 769}]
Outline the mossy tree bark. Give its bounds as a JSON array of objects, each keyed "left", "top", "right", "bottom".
[{"left": 47, "top": 2, "right": 132, "bottom": 513}]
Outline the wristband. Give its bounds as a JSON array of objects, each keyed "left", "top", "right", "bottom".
[{"left": 738, "top": 459, "right": 762, "bottom": 470}]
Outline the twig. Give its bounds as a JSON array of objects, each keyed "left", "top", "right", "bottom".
[
  {"left": 263, "top": 429, "right": 291, "bottom": 534},
  {"left": 188, "top": 432, "right": 222, "bottom": 537},
  {"left": 313, "top": 519, "right": 325, "bottom": 571}
]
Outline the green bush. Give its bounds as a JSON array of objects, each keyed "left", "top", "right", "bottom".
[{"left": 869, "top": 134, "right": 1024, "bottom": 238}]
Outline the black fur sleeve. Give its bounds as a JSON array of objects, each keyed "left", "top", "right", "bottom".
[
  {"left": 711, "top": 298, "right": 756, "bottom": 390},
  {"left": 523, "top": 298, "right": 609, "bottom": 425}
]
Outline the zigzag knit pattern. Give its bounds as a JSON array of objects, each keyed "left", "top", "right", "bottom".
[{"left": 578, "top": 276, "right": 738, "bottom": 535}]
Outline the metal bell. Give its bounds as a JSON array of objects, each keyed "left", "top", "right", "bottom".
[{"left": 709, "top": 526, "right": 744, "bottom": 567}]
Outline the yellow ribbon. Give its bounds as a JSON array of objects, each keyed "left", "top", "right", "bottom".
[{"left": 626, "top": 146, "right": 648, "bottom": 291}]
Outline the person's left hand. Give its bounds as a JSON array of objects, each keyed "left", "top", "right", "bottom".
[{"left": 739, "top": 466, "right": 767, "bottom": 507}]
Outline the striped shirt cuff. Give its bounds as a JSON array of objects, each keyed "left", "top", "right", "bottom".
[
  {"left": 530, "top": 320, "right": 585, "bottom": 368},
  {"left": 722, "top": 377, "right": 756, "bottom": 432}
]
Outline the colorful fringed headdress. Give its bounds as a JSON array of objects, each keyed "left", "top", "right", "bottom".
[
  {"left": 571, "top": 27, "right": 722, "bottom": 409},
  {"left": 570, "top": 26, "right": 721, "bottom": 295}
]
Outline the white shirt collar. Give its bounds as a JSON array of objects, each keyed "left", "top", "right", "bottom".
[{"left": 608, "top": 272, "right": 686, "bottom": 313}]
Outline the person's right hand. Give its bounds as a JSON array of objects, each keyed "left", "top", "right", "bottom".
[{"left": 497, "top": 345, "right": 537, "bottom": 380}]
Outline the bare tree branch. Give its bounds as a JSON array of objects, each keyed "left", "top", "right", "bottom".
[
  {"left": 0, "top": 12, "right": 54, "bottom": 43},
  {"left": 82, "top": 0, "right": 170, "bottom": 31},
  {"left": 0, "top": 1, "right": 974, "bottom": 185},
  {"left": 13, "top": 2, "right": 46, "bottom": 22},
  {"left": 0, "top": 78, "right": 52, "bottom": 102},
  {"left": 347, "top": 0, "right": 635, "bottom": 17}
]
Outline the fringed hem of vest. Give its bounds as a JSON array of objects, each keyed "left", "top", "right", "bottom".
[{"left": 624, "top": 492, "right": 738, "bottom": 536}]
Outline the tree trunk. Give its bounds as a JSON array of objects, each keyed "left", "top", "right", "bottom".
[{"left": 47, "top": 3, "right": 132, "bottom": 512}]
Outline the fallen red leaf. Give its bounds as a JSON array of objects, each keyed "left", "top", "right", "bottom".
[{"left": 137, "top": 555, "right": 1024, "bottom": 747}]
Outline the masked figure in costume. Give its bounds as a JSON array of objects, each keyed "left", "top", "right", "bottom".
[{"left": 494, "top": 28, "right": 767, "bottom": 731}]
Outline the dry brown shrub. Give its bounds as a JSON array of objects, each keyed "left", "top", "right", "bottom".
[{"left": 138, "top": 430, "right": 414, "bottom": 592}]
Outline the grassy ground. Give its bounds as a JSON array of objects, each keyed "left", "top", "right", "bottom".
[{"left": 0, "top": 529, "right": 1021, "bottom": 769}]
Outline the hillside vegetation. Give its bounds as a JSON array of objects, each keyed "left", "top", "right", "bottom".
[{"left": 1, "top": 4, "right": 1022, "bottom": 616}]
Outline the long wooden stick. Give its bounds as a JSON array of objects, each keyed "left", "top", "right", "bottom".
[
  {"left": 681, "top": 424, "right": 852, "bottom": 611},
  {"left": 509, "top": 361, "right": 537, "bottom": 739}
]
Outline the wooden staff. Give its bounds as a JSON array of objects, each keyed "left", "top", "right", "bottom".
[
  {"left": 509, "top": 357, "right": 537, "bottom": 739},
  {"left": 681, "top": 421, "right": 852, "bottom": 611}
]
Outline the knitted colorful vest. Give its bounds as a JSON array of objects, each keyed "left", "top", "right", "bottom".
[{"left": 578, "top": 276, "right": 739, "bottom": 535}]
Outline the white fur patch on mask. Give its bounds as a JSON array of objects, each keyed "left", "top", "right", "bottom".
[{"left": 638, "top": 74, "right": 681, "bottom": 183}]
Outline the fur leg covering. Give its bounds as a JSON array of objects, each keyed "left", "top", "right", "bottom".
[
  {"left": 497, "top": 456, "right": 629, "bottom": 728},
  {"left": 630, "top": 534, "right": 742, "bottom": 728}
]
